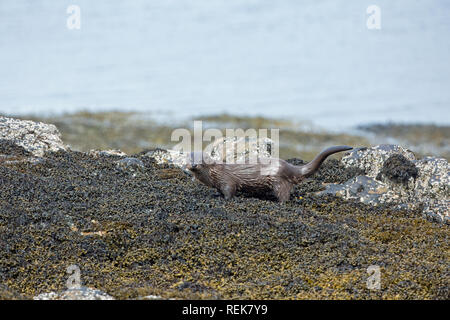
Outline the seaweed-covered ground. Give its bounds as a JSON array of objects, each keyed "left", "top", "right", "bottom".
[{"left": 0, "top": 141, "right": 448, "bottom": 299}]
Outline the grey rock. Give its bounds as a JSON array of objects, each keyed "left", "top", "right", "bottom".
[
  {"left": 145, "top": 137, "right": 275, "bottom": 167},
  {"left": 0, "top": 116, "right": 67, "bottom": 157},
  {"left": 139, "top": 295, "right": 165, "bottom": 300},
  {"left": 320, "top": 175, "right": 409, "bottom": 207},
  {"left": 116, "top": 157, "right": 145, "bottom": 172},
  {"left": 33, "top": 287, "right": 114, "bottom": 300},
  {"left": 341, "top": 144, "right": 416, "bottom": 177},
  {"left": 144, "top": 148, "right": 191, "bottom": 167},
  {"left": 322, "top": 145, "right": 449, "bottom": 222},
  {"left": 89, "top": 149, "right": 127, "bottom": 157},
  {"left": 413, "top": 157, "right": 449, "bottom": 221},
  {"left": 205, "top": 136, "right": 274, "bottom": 163}
]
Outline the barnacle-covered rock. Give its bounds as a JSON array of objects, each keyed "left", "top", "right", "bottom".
[
  {"left": 143, "top": 148, "right": 190, "bottom": 167},
  {"left": 116, "top": 157, "right": 145, "bottom": 173},
  {"left": 322, "top": 145, "right": 449, "bottom": 222},
  {"left": 204, "top": 136, "right": 274, "bottom": 163},
  {"left": 341, "top": 145, "right": 416, "bottom": 177},
  {"left": 144, "top": 136, "right": 275, "bottom": 168},
  {"left": 413, "top": 157, "right": 449, "bottom": 221},
  {"left": 89, "top": 149, "right": 127, "bottom": 158},
  {"left": 0, "top": 116, "right": 67, "bottom": 157},
  {"left": 33, "top": 287, "right": 114, "bottom": 300}
]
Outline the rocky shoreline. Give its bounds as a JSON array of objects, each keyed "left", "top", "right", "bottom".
[{"left": 0, "top": 116, "right": 448, "bottom": 299}]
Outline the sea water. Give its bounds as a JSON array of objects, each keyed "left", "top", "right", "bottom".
[{"left": 0, "top": 0, "right": 449, "bottom": 130}]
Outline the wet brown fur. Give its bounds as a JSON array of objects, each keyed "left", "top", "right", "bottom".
[{"left": 187, "top": 146, "right": 353, "bottom": 202}]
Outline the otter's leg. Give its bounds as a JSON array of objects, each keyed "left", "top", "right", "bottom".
[
  {"left": 219, "top": 182, "right": 236, "bottom": 200},
  {"left": 273, "top": 180, "right": 293, "bottom": 202}
]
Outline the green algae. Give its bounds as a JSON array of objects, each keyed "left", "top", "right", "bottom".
[{"left": 0, "top": 142, "right": 448, "bottom": 300}]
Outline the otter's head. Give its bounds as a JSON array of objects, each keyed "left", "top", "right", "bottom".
[
  {"left": 186, "top": 151, "right": 207, "bottom": 171},
  {"left": 185, "top": 152, "right": 215, "bottom": 186}
]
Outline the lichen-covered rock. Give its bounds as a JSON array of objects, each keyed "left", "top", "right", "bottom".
[
  {"left": 116, "top": 157, "right": 145, "bottom": 174},
  {"left": 320, "top": 175, "right": 417, "bottom": 211},
  {"left": 341, "top": 145, "right": 416, "bottom": 177},
  {"left": 144, "top": 137, "right": 274, "bottom": 168},
  {"left": 322, "top": 145, "right": 449, "bottom": 222},
  {"left": 117, "top": 157, "right": 144, "bottom": 169},
  {"left": 321, "top": 175, "right": 389, "bottom": 204},
  {"left": 143, "top": 148, "right": 190, "bottom": 167},
  {"left": 413, "top": 157, "right": 449, "bottom": 221},
  {"left": 204, "top": 136, "right": 274, "bottom": 163},
  {"left": 0, "top": 116, "right": 67, "bottom": 157},
  {"left": 89, "top": 149, "right": 127, "bottom": 157},
  {"left": 33, "top": 287, "right": 114, "bottom": 300},
  {"left": 140, "top": 295, "right": 165, "bottom": 300}
]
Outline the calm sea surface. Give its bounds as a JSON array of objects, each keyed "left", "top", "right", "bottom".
[{"left": 1, "top": 0, "right": 449, "bottom": 129}]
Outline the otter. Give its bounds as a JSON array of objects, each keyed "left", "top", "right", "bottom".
[{"left": 186, "top": 145, "right": 353, "bottom": 202}]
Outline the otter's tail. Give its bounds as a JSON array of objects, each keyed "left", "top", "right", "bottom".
[{"left": 297, "top": 145, "right": 353, "bottom": 177}]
